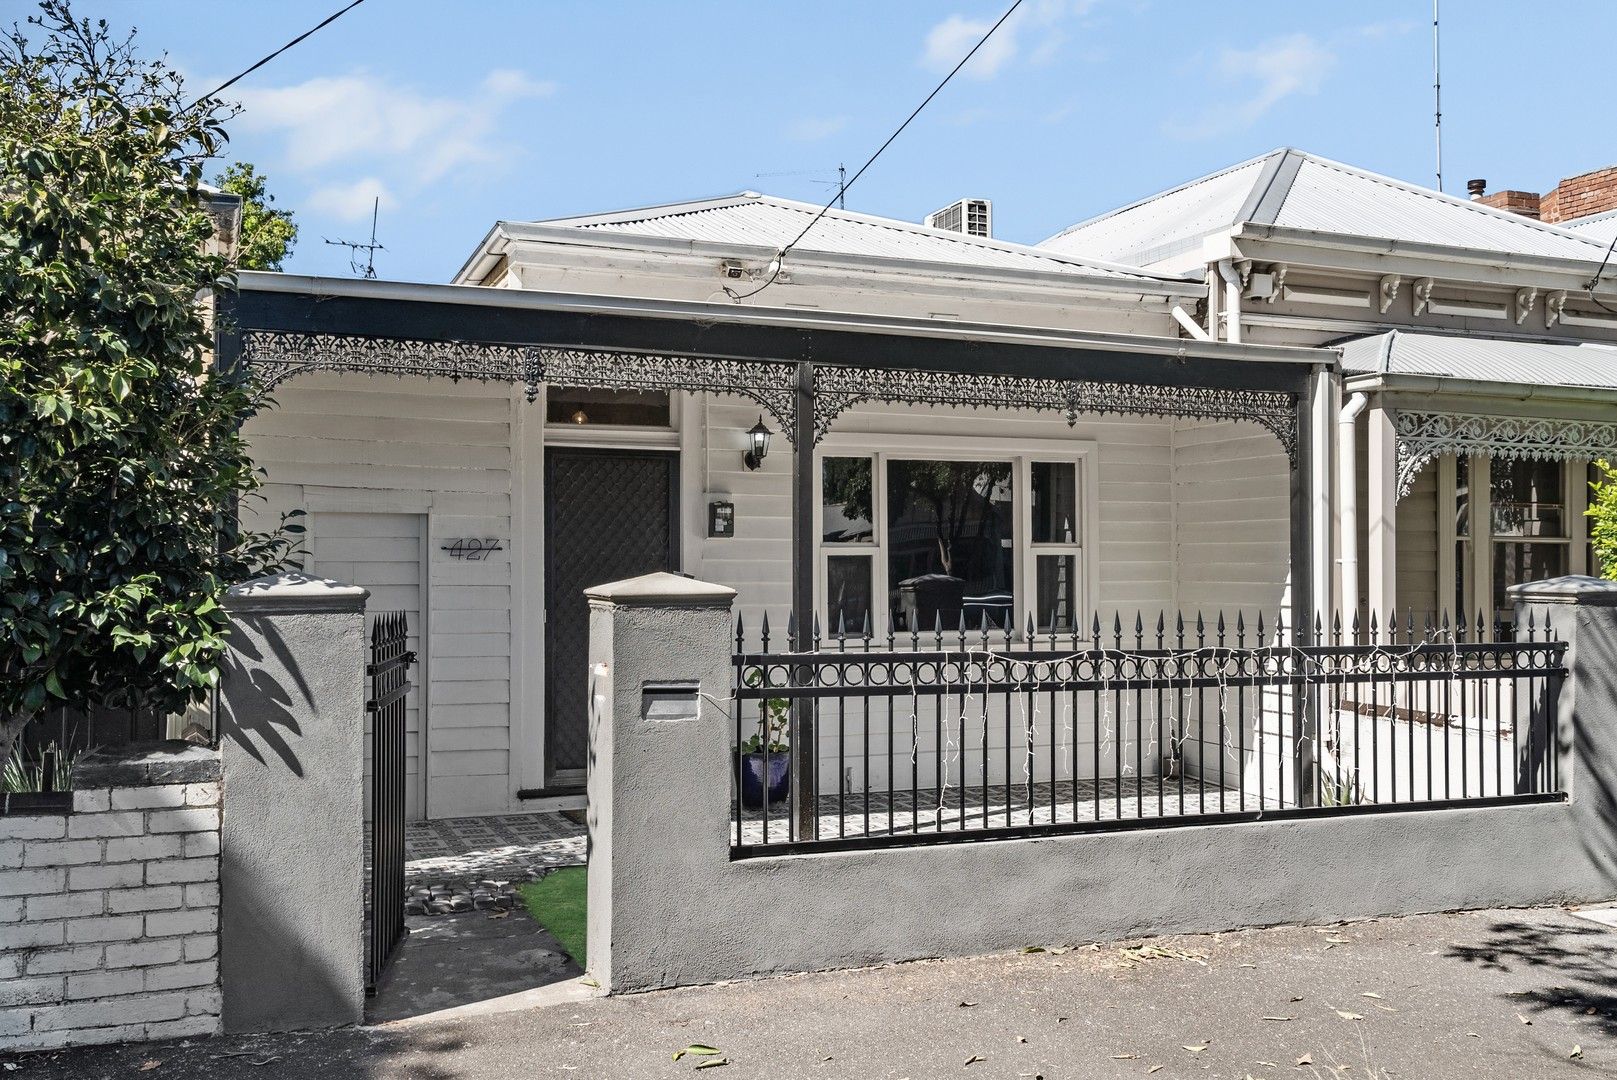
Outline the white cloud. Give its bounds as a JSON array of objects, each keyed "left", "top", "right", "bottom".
[
  {"left": 787, "top": 116, "right": 848, "bottom": 142},
  {"left": 306, "top": 177, "right": 394, "bottom": 223},
  {"left": 1165, "top": 33, "right": 1336, "bottom": 140},
  {"left": 920, "top": 1, "right": 1100, "bottom": 80},
  {"left": 235, "top": 68, "right": 553, "bottom": 186}
]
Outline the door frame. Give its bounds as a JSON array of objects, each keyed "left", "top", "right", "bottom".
[{"left": 540, "top": 446, "right": 681, "bottom": 791}]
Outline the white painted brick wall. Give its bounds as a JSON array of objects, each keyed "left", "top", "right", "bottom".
[{"left": 0, "top": 770, "right": 222, "bottom": 1053}]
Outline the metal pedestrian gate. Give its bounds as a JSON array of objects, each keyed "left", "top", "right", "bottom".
[{"left": 366, "top": 611, "right": 414, "bottom": 993}]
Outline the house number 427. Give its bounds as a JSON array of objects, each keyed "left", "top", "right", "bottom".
[{"left": 440, "top": 538, "right": 503, "bottom": 561}]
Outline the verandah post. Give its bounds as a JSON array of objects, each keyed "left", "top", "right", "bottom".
[
  {"left": 791, "top": 360, "right": 818, "bottom": 840},
  {"left": 1290, "top": 375, "right": 1320, "bottom": 807}
]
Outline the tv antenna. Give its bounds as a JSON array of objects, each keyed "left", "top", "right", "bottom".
[
  {"left": 323, "top": 196, "right": 384, "bottom": 278},
  {"left": 753, "top": 163, "right": 847, "bottom": 208},
  {"left": 1432, "top": 0, "right": 1443, "bottom": 192}
]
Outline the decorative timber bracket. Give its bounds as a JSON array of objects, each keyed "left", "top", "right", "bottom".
[
  {"left": 238, "top": 330, "right": 1300, "bottom": 459},
  {"left": 1393, "top": 410, "right": 1617, "bottom": 499}
]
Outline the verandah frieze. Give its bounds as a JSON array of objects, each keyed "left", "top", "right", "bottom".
[
  {"left": 237, "top": 330, "right": 1299, "bottom": 456},
  {"left": 1393, "top": 411, "right": 1617, "bottom": 499}
]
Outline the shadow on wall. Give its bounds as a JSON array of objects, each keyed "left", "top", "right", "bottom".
[
  {"left": 215, "top": 619, "right": 315, "bottom": 777},
  {"left": 218, "top": 857, "right": 362, "bottom": 1034},
  {"left": 1574, "top": 612, "right": 1617, "bottom": 881}
]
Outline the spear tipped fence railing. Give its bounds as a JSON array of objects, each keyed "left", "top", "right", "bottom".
[{"left": 731, "top": 607, "right": 1566, "bottom": 855}]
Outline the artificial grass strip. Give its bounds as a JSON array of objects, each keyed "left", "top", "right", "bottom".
[{"left": 518, "top": 866, "right": 587, "bottom": 966}]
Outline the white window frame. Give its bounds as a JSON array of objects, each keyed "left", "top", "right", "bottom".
[
  {"left": 1439, "top": 452, "right": 1587, "bottom": 625},
  {"left": 814, "top": 434, "right": 1099, "bottom": 643},
  {"left": 539, "top": 385, "right": 680, "bottom": 449}
]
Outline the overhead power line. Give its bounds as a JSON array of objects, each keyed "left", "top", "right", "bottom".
[
  {"left": 184, "top": 0, "right": 368, "bottom": 112},
  {"left": 725, "top": 0, "right": 1027, "bottom": 301}
]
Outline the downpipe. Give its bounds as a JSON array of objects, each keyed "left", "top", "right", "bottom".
[{"left": 1216, "top": 258, "right": 1243, "bottom": 343}]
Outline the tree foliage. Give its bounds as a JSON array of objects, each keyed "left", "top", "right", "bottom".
[
  {"left": 0, "top": 2, "right": 297, "bottom": 764},
  {"left": 1588, "top": 460, "right": 1617, "bottom": 581},
  {"left": 215, "top": 161, "right": 296, "bottom": 271}
]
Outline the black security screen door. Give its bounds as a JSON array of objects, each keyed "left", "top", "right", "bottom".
[{"left": 543, "top": 448, "right": 679, "bottom": 788}]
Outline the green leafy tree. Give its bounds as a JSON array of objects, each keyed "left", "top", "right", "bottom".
[
  {"left": 1588, "top": 460, "right": 1617, "bottom": 581},
  {"left": 0, "top": 2, "right": 298, "bottom": 767},
  {"left": 215, "top": 161, "right": 296, "bottom": 271}
]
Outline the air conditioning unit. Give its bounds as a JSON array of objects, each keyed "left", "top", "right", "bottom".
[{"left": 924, "top": 198, "right": 992, "bottom": 238}]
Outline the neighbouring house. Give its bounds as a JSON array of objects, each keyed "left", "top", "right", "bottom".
[
  {"left": 1042, "top": 148, "right": 1617, "bottom": 628},
  {"left": 227, "top": 150, "right": 1617, "bottom": 822}
]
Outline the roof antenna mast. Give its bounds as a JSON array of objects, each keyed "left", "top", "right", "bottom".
[
  {"left": 1432, "top": 0, "right": 1443, "bottom": 193},
  {"left": 324, "top": 196, "right": 385, "bottom": 279}
]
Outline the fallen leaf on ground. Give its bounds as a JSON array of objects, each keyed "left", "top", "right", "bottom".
[
  {"left": 248, "top": 1059, "right": 280, "bottom": 1068},
  {"left": 1112, "top": 1053, "right": 1136, "bottom": 1060},
  {"left": 1022, "top": 946, "right": 1045, "bottom": 954},
  {"left": 1017, "top": 1036, "right": 1027, "bottom": 1044},
  {"left": 1572, "top": 1046, "right": 1583, "bottom": 1059},
  {"left": 1289, "top": 996, "right": 1304, "bottom": 1002},
  {"left": 1184, "top": 1044, "right": 1208, "bottom": 1053},
  {"left": 1324, "top": 937, "right": 1351, "bottom": 945},
  {"left": 1295, "top": 1053, "right": 1313, "bottom": 1066},
  {"left": 1517, "top": 1014, "right": 1532, "bottom": 1025},
  {"left": 1360, "top": 992, "right": 1383, "bottom": 999},
  {"left": 139, "top": 1063, "right": 161, "bottom": 1073},
  {"left": 1261, "top": 1016, "right": 1293, "bottom": 1022},
  {"left": 1148, "top": 1067, "right": 1164, "bottom": 1074},
  {"left": 964, "top": 1055, "right": 986, "bottom": 1066},
  {"left": 1257, "top": 1062, "right": 1278, "bottom": 1068},
  {"left": 959, "top": 1001, "right": 977, "bottom": 1008},
  {"left": 1465, "top": 1032, "right": 1480, "bottom": 1039},
  {"left": 1334, "top": 1010, "right": 1363, "bottom": 1021},
  {"left": 674, "top": 1045, "right": 722, "bottom": 1062},
  {"left": 488, "top": 910, "right": 510, "bottom": 920},
  {"left": 694, "top": 1058, "right": 728, "bottom": 1070}
]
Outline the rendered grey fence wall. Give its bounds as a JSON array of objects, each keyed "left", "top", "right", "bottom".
[{"left": 585, "top": 572, "right": 1617, "bottom": 994}]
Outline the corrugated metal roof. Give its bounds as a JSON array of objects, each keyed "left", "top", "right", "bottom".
[
  {"left": 530, "top": 193, "right": 1175, "bottom": 282},
  {"left": 1561, "top": 207, "right": 1617, "bottom": 246},
  {"left": 1037, "top": 155, "right": 1270, "bottom": 267},
  {"left": 1273, "top": 157, "right": 1611, "bottom": 259},
  {"left": 1039, "top": 148, "right": 1613, "bottom": 268},
  {"left": 1340, "top": 329, "right": 1617, "bottom": 391}
]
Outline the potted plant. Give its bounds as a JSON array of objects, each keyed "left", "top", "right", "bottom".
[{"left": 737, "top": 675, "right": 791, "bottom": 810}]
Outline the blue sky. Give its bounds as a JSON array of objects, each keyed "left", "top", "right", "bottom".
[{"left": 75, "top": 0, "right": 1617, "bottom": 282}]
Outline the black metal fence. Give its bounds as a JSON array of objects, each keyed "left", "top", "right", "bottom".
[
  {"left": 732, "top": 610, "right": 1566, "bottom": 855},
  {"left": 365, "top": 611, "right": 414, "bottom": 993}
]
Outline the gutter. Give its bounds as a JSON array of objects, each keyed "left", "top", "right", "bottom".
[
  {"left": 1342, "top": 371, "right": 1617, "bottom": 405},
  {"left": 237, "top": 271, "right": 1331, "bottom": 368}
]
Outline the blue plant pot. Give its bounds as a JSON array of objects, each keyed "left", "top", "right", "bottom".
[{"left": 737, "top": 750, "right": 791, "bottom": 810}]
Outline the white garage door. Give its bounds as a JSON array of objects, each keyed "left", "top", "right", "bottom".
[{"left": 312, "top": 512, "right": 428, "bottom": 822}]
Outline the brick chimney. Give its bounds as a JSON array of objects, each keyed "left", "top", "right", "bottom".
[
  {"left": 1468, "top": 178, "right": 1542, "bottom": 220},
  {"left": 1540, "top": 166, "right": 1617, "bottom": 224}
]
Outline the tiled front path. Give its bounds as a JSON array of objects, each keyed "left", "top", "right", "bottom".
[{"left": 404, "top": 812, "right": 588, "bottom": 888}]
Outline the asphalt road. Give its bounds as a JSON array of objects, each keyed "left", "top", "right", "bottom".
[{"left": 8, "top": 906, "right": 1617, "bottom": 1080}]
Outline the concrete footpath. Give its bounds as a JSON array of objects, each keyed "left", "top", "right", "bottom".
[{"left": 7, "top": 905, "right": 1616, "bottom": 1079}]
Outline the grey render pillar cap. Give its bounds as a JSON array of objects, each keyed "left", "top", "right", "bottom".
[
  {"left": 1507, "top": 575, "right": 1617, "bottom": 607},
  {"left": 224, "top": 572, "right": 369, "bottom": 614},
  {"left": 585, "top": 571, "right": 737, "bottom": 608}
]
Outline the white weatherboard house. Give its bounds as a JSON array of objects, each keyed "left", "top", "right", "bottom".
[{"left": 233, "top": 149, "right": 1617, "bottom": 822}]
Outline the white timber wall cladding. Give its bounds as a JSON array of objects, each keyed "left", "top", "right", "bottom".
[
  {"left": 311, "top": 511, "right": 427, "bottom": 822},
  {"left": 1172, "top": 418, "right": 1292, "bottom": 622},
  {"left": 243, "top": 372, "right": 514, "bottom": 819},
  {"left": 696, "top": 396, "right": 1179, "bottom": 628}
]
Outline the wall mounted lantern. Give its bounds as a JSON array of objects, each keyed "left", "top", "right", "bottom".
[{"left": 743, "top": 415, "right": 773, "bottom": 471}]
